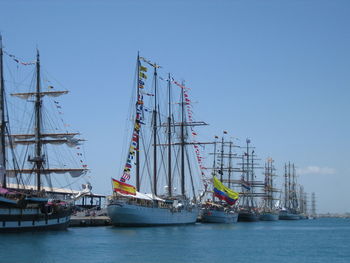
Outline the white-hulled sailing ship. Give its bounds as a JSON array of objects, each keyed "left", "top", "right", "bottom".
[
  {"left": 107, "top": 55, "right": 204, "bottom": 226},
  {"left": 0, "top": 37, "right": 88, "bottom": 231},
  {"left": 259, "top": 158, "right": 279, "bottom": 221},
  {"left": 201, "top": 134, "right": 239, "bottom": 224}
]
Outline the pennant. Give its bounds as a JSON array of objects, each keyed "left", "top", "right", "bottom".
[{"left": 139, "top": 72, "right": 147, "bottom": 79}]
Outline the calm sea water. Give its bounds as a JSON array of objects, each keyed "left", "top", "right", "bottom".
[{"left": 0, "top": 218, "right": 349, "bottom": 263}]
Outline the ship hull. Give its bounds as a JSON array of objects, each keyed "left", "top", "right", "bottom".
[
  {"left": 107, "top": 202, "right": 199, "bottom": 226},
  {"left": 201, "top": 209, "right": 238, "bottom": 224},
  {"left": 260, "top": 213, "right": 279, "bottom": 221},
  {"left": 238, "top": 211, "right": 260, "bottom": 222},
  {"left": 279, "top": 212, "right": 300, "bottom": 220},
  {"left": 0, "top": 207, "right": 71, "bottom": 232}
]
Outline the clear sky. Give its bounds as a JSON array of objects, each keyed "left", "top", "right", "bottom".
[{"left": 0, "top": 0, "right": 349, "bottom": 213}]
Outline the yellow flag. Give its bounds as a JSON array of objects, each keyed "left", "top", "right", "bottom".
[
  {"left": 112, "top": 178, "right": 136, "bottom": 195},
  {"left": 213, "top": 176, "right": 239, "bottom": 204}
]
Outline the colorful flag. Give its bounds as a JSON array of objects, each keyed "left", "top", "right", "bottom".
[
  {"left": 241, "top": 182, "right": 251, "bottom": 191},
  {"left": 112, "top": 178, "right": 136, "bottom": 195},
  {"left": 139, "top": 72, "right": 147, "bottom": 79},
  {"left": 140, "top": 65, "right": 148, "bottom": 72},
  {"left": 213, "top": 176, "right": 239, "bottom": 205}
]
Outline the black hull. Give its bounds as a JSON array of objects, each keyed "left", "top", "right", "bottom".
[
  {"left": 0, "top": 221, "right": 70, "bottom": 232},
  {"left": 0, "top": 206, "right": 71, "bottom": 232},
  {"left": 238, "top": 211, "right": 260, "bottom": 222}
]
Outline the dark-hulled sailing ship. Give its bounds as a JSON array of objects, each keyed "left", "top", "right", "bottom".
[
  {"left": 0, "top": 37, "right": 88, "bottom": 231},
  {"left": 237, "top": 139, "right": 260, "bottom": 222}
]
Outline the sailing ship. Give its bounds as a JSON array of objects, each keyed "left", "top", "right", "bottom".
[
  {"left": 298, "top": 185, "right": 308, "bottom": 219},
  {"left": 279, "top": 163, "right": 300, "bottom": 220},
  {"left": 0, "top": 37, "right": 88, "bottom": 231},
  {"left": 237, "top": 139, "right": 260, "bottom": 222},
  {"left": 201, "top": 134, "right": 239, "bottom": 224},
  {"left": 308, "top": 192, "right": 317, "bottom": 219},
  {"left": 107, "top": 55, "right": 203, "bottom": 226},
  {"left": 259, "top": 158, "right": 279, "bottom": 221}
]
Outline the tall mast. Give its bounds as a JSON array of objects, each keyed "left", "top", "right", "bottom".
[
  {"left": 167, "top": 73, "right": 172, "bottom": 197},
  {"left": 212, "top": 136, "right": 217, "bottom": 200},
  {"left": 135, "top": 53, "right": 140, "bottom": 191},
  {"left": 220, "top": 136, "right": 224, "bottom": 182},
  {"left": 284, "top": 163, "right": 288, "bottom": 209},
  {"left": 228, "top": 141, "right": 232, "bottom": 189},
  {"left": 0, "top": 35, "right": 7, "bottom": 188},
  {"left": 34, "top": 50, "right": 44, "bottom": 191},
  {"left": 241, "top": 155, "right": 245, "bottom": 206},
  {"left": 246, "top": 139, "right": 250, "bottom": 207},
  {"left": 152, "top": 66, "right": 158, "bottom": 196},
  {"left": 212, "top": 137, "right": 217, "bottom": 176},
  {"left": 250, "top": 145, "right": 254, "bottom": 208},
  {"left": 288, "top": 162, "right": 291, "bottom": 209},
  {"left": 180, "top": 81, "right": 185, "bottom": 196}
]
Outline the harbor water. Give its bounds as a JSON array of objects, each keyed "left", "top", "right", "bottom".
[{"left": 0, "top": 218, "right": 349, "bottom": 263}]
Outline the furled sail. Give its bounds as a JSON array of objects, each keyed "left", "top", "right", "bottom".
[
  {"left": 11, "top": 91, "right": 69, "bottom": 99},
  {"left": 6, "top": 168, "right": 87, "bottom": 178}
]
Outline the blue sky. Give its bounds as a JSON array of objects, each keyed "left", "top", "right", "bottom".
[{"left": 1, "top": 0, "right": 349, "bottom": 213}]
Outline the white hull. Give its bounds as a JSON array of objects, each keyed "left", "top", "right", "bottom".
[{"left": 107, "top": 201, "right": 199, "bottom": 226}]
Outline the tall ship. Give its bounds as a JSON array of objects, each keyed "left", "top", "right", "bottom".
[
  {"left": 107, "top": 55, "right": 204, "bottom": 226},
  {"left": 0, "top": 37, "right": 88, "bottom": 231},
  {"left": 309, "top": 192, "right": 317, "bottom": 219},
  {"left": 259, "top": 158, "right": 279, "bottom": 221},
  {"left": 298, "top": 185, "right": 308, "bottom": 219},
  {"left": 201, "top": 134, "right": 239, "bottom": 224},
  {"left": 279, "top": 163, "right": 300, "bottom": 220},
  {"left": 237, "top": 139, "right": 261, "bottom": 222}
]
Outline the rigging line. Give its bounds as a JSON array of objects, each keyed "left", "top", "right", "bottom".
[
  {"left": 42, "top": 69, "right": 67, "bottom": 90},
  {"left": 185, "top": 146, "right": 196, "bottom": 200},
  {"left": 140, "top": 128, "right": 152, "bottom": 193},
  {"left": 172, "top": 146, "right": 181, "bottom": 194},
  {"left": 4, "top": 59, "right": 35, "bottom": 93},
  {"left": 155, "top": 127, "right": 167, "bottom": 188}
]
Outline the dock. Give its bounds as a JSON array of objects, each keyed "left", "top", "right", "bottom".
[{"left": 69, "top": 215, "right": 111, "bottom": 227}]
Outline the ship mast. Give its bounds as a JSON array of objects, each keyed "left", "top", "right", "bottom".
[
  {"left": 34, "top": 50, "right": 43, "bottom": 191},
  {"left": 228, "top": 141, "right": 233, "bottom": 189},
  {"left": 8, "top": 50, "right": 87, "bottom": 189},
  {"left": 167, "top": 73, "right": 172, "bottom": 197},
  {"left": 0, "top": 35, "right": 6, "bottom": 188},
  {"left": 219, "top": 136, "right": 224, "bottom": 182},
  {"left": 180, "top": 81, "right": 185, "bottom": 196},
  {"left": 152, "top": 65, "right": 158, "bottom": 196},
  {"left": 136, "top": 53, "right": 141, "bottom": 191},
  {"left": 284, "top": 163, "right": 288, "bottom": 209}
]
